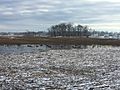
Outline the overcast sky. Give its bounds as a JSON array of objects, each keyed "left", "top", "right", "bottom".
[{"left": 0, "top": 0, "right": 120, "bottom": 32}]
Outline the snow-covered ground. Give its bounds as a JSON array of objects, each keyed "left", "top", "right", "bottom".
[{"left": 0, "top": 46, "right": 120, "bottom": 90}]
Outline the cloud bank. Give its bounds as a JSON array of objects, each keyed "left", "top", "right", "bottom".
[{"left": 0, "top": 0, "right": 120, "bottom": 32}]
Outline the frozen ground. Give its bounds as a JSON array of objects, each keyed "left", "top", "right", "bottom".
[{"left": 0, "top": 46, "right": 120, "bottom": 90}]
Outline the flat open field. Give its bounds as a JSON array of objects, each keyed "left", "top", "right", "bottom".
[
  {"left": 0, "top": 46, "right": 120, "bottom": 89},
  {"left": 0, "top": 37, "right": 120, "bottom": 46}
]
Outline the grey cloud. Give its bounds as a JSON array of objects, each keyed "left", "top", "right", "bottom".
[{"left": 0, "top": 0, "right": 120, "bottom": 32}]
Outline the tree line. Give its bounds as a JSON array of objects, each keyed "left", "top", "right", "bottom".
[{"left": 47, "top": 23, "right": 91, "bottom": 37}]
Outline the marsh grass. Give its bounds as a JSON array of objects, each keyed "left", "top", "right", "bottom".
[{"left": 0, "top": 37, "right": 120, "bottom": 46}]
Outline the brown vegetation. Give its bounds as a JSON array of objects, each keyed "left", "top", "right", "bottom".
[{"left": 0, "top": 36, "right": 120, "bottom": 46}]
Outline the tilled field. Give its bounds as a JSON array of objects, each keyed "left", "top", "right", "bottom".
[{"left": 0, "top": 46, "right": 120, "bottom": 90}]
